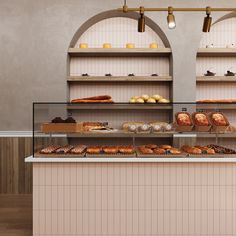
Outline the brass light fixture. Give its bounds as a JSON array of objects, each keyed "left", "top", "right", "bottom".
[
  {"left": 138, "top": 6, "right": 145, "bottom": 33},
  {"left": 120, "top": 4, "right": 236, "bottom": 33},
  {"left": 202, "top": 6, "right": 212, "bottom": 32},
  {"left": 167, "top": 6, "right": 176, "bottom": 29}
]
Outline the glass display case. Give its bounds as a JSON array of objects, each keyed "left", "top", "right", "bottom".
[{"left": 33, "top": 102, "right": 236, "bottom": 159}]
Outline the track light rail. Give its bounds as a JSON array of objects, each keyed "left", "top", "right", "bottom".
[{"left": 118, "top": 7, "right": 236, "bottom": 12}]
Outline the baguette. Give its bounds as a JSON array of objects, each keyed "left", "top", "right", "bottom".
[
  {"left": 71, "top": 99, "right": 113, "bottom": 103},
  {"left": 72, "top": 95, "right": 111, "bottom": 101}
]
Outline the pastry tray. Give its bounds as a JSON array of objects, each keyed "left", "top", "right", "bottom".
[
  {"left": 136, "top": 150, "right": 185, "bottom": 158},
  {"left": 86, "top": 152, "right": 137, "bottom": 158},
  {"left": 34, "top": 152, "right": 86, "bottom": 158}
]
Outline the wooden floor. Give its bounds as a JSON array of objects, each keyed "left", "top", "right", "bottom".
[{"left": 0, "top": 194, "right": 32, "bottom": 236}]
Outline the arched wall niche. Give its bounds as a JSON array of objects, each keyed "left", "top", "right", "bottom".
[
  {"left": 69, "top": 10, "right": 171, "bottom": 48},
  {"left": 199, "top": 13, "right": 236, "bottom": 48},
  {"left": 196, "top": 12, "right": 236, "bottom": 134},
  {"left": 67, "top": 10, "right": 173, "bottom": 126}
]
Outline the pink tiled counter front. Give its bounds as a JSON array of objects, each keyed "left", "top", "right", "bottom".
[{"left": 32, "top": 162, "right": 236, "bottom": 236}]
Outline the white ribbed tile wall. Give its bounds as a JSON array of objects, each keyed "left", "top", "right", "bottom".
[
  {"left": 200, "top": 18, "right": 236, "bottom": 48},
  {"left": 70, "top": 83, "right": 170, "bottom": 102},
  {"left": 70, "top": 17, "right": 170, "bottom": 105},
  {"left": 196, "top": 57, "right": 236, "bottom": 77},
  {"left": 71, "top": 110, "right": 170, "bottom": 129},
  {"left": 33, "top": 163, "right": 236, "bottom": 236},
  {"left": 76, "top": 17, "right": 164, "bottom": 48},
  {"left": 196, "top": 82, "right": 236, "bottom": 100},
  {"left": 70, "top": 57, "right": 169, "bottom": 76}
]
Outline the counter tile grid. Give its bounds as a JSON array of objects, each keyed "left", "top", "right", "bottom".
[{"left": 33, "top": 163, "right": 236, "bottom": 236}]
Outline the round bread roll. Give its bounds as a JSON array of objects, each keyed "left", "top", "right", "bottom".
[
  {"left": 141, "top": 94, "right": 149, "bottom": 101},
  {"left": 169, "top": 148, "right": 181, "bottom": 154},
  {"left": 159, "top": 145, "right": 172, "bottom": 149},
  {"left": 139, "top": 147, "right": 153, "bottom": 154},
  {"left": 129, "top": 98, "right": 136, "bottom": 103},
  {"left": 128, "top": 124, "right": 137, "bottom": 132},
  {"left": 158, "top": 98, "right": 170, "bottom": 103},
  {"left": 153, "top": 148, "right": 166, "bottom": 154},
  {"left": 132, "top": 96, "right": 140, "bottom": 100},
  {"left": 119, "top": 146, "right": 134, "bottom": 154},
  {"left": 140, "top": 124, "right": 150, "bottom": 131},
  {"left": 163, "top": 123, "right": 172, "bottom": 131},
  {"left": 136, "top": 98, "right": 145, "bottom": 103},
  {"left": 145, "top": 144, "right": 158, "bottom": 149},
  {"left": 146, "top": 98, "right": 156, "bottom": 103},
  {"left": 103, "top": 146, "right": 118, "bottom": 154},
  {"left": 152, "top": 124, "right": 162, "bottom": 132},
  {"left": 152, "top": 94, "right": 162, "bottom": 101}
]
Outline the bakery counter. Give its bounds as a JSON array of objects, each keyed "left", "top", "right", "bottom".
[
  {"left": 25, "top": 155, "right": 236, "bottom": 163},
  {"left": 28, "top": 156, "right": 236, "bottom": 236}
]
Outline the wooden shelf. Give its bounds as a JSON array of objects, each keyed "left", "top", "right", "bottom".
[
  {"left": 197, "top": 48, "right": 236, "bottom": 57},
  {"left": 197, "top": 103, "right": 236, "bottom": 110},
  {"left": 68, "top": 48, "right": 172, "bottom": 57},
  {"left": 197, "top": 76, "right": 236, "bottom": 82},
  {"left": 67, "top": 103, "right": 173, "bottom": 110},
  {"left": 67, "top": 76, "right": 172, "bottom": 82}
]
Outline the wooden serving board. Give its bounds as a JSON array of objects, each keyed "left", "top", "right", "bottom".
[
  {"left": 86, "top": 152, "right": 137, "bottom": 158},
  {"left": 136, "top": 150, "right": 185, "bottom": 158},
  {"left": 34, "top": 152, "right": 86, "bottom": 158},
  {"left": 41, "top": 123, "right": 83, "bottom": 133}
]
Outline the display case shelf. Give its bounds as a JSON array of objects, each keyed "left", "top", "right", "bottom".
[
  {"left": 67, "top": 103, "right": 173, "bottom": 110},
  {"left": 26, "top": 155, "right": 236, "bottom": 163},
  {"left": 35, "top": 131, "right": 236, "bottom": 138},
  {"left": 36, "top": 131, "right": 174, "bottom": 138},
  {"left": 67, "top": 76, "right": 172, "bottom": 82},
  {"left": 197, "top": 48, "right": 236, "bottom": 57},
  {"left": 196, "top": 76, "right": 236, "bottom": 82},
  {"left": 68, "top": 48, "right": 172, "bottom": 57}
]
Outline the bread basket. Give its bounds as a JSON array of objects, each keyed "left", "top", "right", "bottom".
[
  {"left": 209, "top": 112, "right": 229, "bottom": 132},
  {"left": 175, "top": 112, "right": 193, "bottom": 132},
  {"left": 192, "top": 112, "right": 211, "bottom": 132}
]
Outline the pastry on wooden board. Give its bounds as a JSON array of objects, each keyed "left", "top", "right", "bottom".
[
  {"left": 195, "top": 146, "right": 215, "bottom": 154},
  {"left": 145, "top": 144, "right": 158, "bottom": 149},
  {"left": 40, "top": 145, "right": 61, "bottom": 154},
  {"left": 87, "top": 146, "right": 102, "bottom": 154},
  {"left": 159, "top": 145, "right": 172, "bottom": 149},
  {"left": 138, "top": 147, "right": 154, "bottom": 154},
  {"left": 118, "top": 146, "right": 135, "bottom": 154},
  {"left": 181, "top": 145, "right": 202, "bottom": 154},
  {"left": 55, "top": 145, "right": 74, "bottom": 154},
  {"left": 169, "top": 148, "right": 182, "bottom": 154},
  {"left": 207, "top": 144, "right": 236, "bottom": 154},
  {"left": 103, "top": 146, "right": 119, "bottom": 154},
  {"left": 153, "top": 148, "right": 166, "bottom": 154},
  {"left": 70, "top": 145, "right": 87, "bottom": 154}
]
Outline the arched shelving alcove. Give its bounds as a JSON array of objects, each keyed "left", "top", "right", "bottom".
[
  {"left": 196, "top": 12, "right": 236, "bottom": 149},
  {"left": 66, "top": 10, "right": 174, "bottom": 146},
  {"left": 67, "top": 10, "right": 172, "bottom": 101}
]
